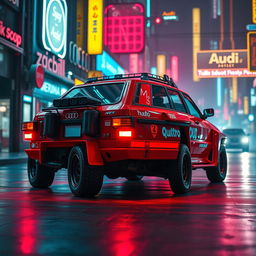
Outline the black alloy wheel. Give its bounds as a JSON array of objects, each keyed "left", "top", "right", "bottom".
[
  {"left": 68, "top": 146, "right": 103, "bottom": 197},
  {"left": 206, "top": 145, "right": 227, "bottom": 182},
  {"left": 169, "top": 144, "right": 192, "bottom": 194},
  {"left": 27, "top": 158, "right": 55, "bottom": 188}
]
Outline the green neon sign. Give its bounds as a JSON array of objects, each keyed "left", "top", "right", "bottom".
[{"left": 42, "top": 0, "right": 67, "bottom": 58}]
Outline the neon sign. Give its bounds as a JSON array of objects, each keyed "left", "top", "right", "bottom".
[
  {"left": 87, "top": 0, "right": 103, "bottom": 55},
  {"left": 42, "top": 0, "right": 67, "bottom": 58},
  {"left": 69, "top": 41, "right": 88, "bottom": 71},
  {"left": 104, "top": 3, "right": 145, "bottom": 53},
  {"left": 0, "top": 20, "right": 22, "bottom": 47},
  {"left": 36, "top": 51, "right": 65, "bottom": 77}
]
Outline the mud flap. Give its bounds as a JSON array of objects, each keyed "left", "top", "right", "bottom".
[{"left": 86, "top": 140, "right": 104, "bottom": 165}]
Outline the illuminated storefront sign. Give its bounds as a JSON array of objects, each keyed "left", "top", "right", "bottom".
[
  {"left": 157, "top": 55, "right": 166, "bottom": 76},
  {"left": 40, "top": 81, "right": 67, "bottom": 96},
  {"left": 42, "top": 0, "right": 67, "bottom": 58},
  {"left": 0, "top": 19, "right": 23, "bottom": 53},
  {"left": 192, "top": 8, "right": 200, "bottom": 82},
  {"left": 253, "top": 0, "right": 256, "bottom": 23},
  {"left": 197, "top": 49, "right": 256, "bottom": 78},
  {"left": 96, "top": 51, "right": 124, "bottom": 75},
  {"left": 36, "top": 51, "right": 65, "bottom": 77},
  {"left": 162, "top": 11, "right": 178, "bottom": 21},
  {"left": 104, "top": 3, "right": 145, "bottom": 53},
  {"left": 88, "top": 0, "right": 103, "bottom": 55},
  {"left": 247, "top": 32, "right": 256, "bottom": 71},
  {"left": 69, "top": 41, "right": 88, "bottom": 71}
]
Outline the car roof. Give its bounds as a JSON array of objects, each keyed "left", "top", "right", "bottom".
[{"left": 72, "top": 73, "right": 189, "bottom": 94}]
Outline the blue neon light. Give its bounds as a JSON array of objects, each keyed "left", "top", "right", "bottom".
[
  {"left": 217, "top": 77, "right": 222, "bottom": 107},
  {"left": 23, "top": 95, "right": 32, "bottom": 103},
  {"left": 146, "top": 0, "right": 150, "bottom": 18},
  {"left": 246, "top": 24, "right": 256, "bottom": 31},
  {"left": 96, "top": 51, "right": 124, "bottom": 76},
  {"left": 151, "top": 67, "right": 157, "bottom": 75}
]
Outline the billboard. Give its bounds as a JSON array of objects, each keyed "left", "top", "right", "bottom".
[
  {"left": 196, "top": 50, "right": 256, "bottom": 78},
  {"left": 247, "top": 32, "right": 256, "bottom": 71},
  {"left": 104, "top": 3, "right": 145, "bottom": 53}
]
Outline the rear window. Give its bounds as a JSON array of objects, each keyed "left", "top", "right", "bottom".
[
  {"left": 223, "top": 129, "right": 245, "bottom": 135},
  {"left": 63, "top": 83, "right": 125, "bottom": 104}
]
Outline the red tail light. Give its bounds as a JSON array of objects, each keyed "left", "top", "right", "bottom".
[
  {"left": 118, "top": 130, "right": 132, "bottom": 137},
  {"left": 24, "top": 132, "right": 33, "bottom": 141},
  {"left": 112, "top": 117, "right": 133, "bottom": 127},
  {"left": 22, "top": 122, "right": 36, "bottom": 131}
]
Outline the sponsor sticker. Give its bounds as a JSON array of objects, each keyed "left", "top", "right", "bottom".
[
  {"left": 150, "top": 125, "right": 158, "bottom": 138},
  {"left": 162, "top": 127, "right": 180, "bottom": 138}
]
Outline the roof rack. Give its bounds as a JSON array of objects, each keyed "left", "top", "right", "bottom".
[{"left": 85, "top": 73, "right": 178, "bottom": 88}]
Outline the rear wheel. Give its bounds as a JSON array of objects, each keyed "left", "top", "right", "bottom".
[
  {"left": 28, "top": 158, "right": 55, "bottom": 188},
  {"left": 68, "top": 146, "right": 103, "bottom": 197},
  {"left": 168, "top": 144, "right": 192, "bottom": 194},
  {"left": 206, "top": 145, "right": 227, "bottom": 182}
]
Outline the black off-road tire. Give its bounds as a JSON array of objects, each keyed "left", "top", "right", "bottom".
[
  {"left": 206, "top": 145, "right": 227, "bottom": 182},
  {"left": 28, "top": 158, "right": 55, "bottom": 188},
  {"left": 169, "top": 144, "right": 192, "bottom": 194},
  {"left": 68, "top": 146, "right": 103, "bottom": 197},
  {"left": 125, "top": 175, "right": 143, "bottom": 181}
]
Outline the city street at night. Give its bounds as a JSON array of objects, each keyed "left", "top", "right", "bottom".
[
  {"left": 1, "top": 0, "right": 256, "bottom": 255},
  {"left": 0, "top": 152, "right": 255, "bottom": 256}
]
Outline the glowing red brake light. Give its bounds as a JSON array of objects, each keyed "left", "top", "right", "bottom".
[
  {"left": 24, "top": 132, "right": 33, "bottom": 141},
  {"left": 119, "top": 130, "right": 132, "bottom": 137}
]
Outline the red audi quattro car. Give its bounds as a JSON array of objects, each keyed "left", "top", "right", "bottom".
[{"left": 22, "top": 73, "right": 227, "bottom": 197}]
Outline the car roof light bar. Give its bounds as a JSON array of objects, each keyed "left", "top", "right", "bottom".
[{"left": 84, "top": 73, "right": 178, "bottom": 88}]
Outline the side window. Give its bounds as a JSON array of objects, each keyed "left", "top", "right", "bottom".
[
  {"left": 183, "top": 94, "right": 202, "bottom": 118},
  {"left": 167, "top": 89, "right": 186, "bottom": 113},
  {"left": 134, "top": 83, "right": 152, "bottom": 106},
  {"left": 152, "top": 85, "right": 171, "bottom": 109}
]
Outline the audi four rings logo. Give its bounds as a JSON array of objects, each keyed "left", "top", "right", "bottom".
[{"left": 65, "top": 112, "right": 79, "bottom": 119}]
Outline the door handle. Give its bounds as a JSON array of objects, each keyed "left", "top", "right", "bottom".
[{"left": 194, "top": 121, "right": 199, "bottom": 124}]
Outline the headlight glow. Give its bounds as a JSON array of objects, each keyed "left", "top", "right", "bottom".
[{"left": 241, "top": 137, "right": 249, "bottom": 144}]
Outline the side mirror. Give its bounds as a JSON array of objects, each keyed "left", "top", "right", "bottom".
[{"left": 203, "top": 108, "right": 214, "bottom": 119}]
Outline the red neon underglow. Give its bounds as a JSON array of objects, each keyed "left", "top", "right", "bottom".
[
  {"left": 171, "top": 56, "right": 179, "bottom": 82},
  {"left": 104, "top": 4, "right": 145, "bottom": 53}
]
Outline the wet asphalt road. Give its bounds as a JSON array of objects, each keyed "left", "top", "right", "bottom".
[{"left": 0, "top": 152, "right": 256, "bottom": 256}]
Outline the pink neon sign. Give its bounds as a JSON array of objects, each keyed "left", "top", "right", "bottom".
[
  {"left": 0, "top": 20, "right": 22, "bottom": 47},
  {"left": 171, "top": 56, "right": 178, "bottom": 82},
  {"left": 104, "top": 3, "right": 145, "bottom": 53}
]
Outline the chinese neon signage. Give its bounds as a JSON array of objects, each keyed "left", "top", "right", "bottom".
[
  {"left": 42, "top": 0, "right": 67, "bottom": 58},
  {"left": 87, "top": 0, "right": 103, "bottom": 55},
  {"left": 104, "top": 3, "right": 145, "bottom": 53}
]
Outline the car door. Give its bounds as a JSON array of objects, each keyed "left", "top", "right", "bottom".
[{"left": 182, "top": 93, "right": 211, "bottom": 162}]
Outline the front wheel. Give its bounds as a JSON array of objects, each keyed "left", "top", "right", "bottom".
[
  {"left": 68, "top": 146, "right": 103, "bottom": 197},
  {"left": 168, "top": 144, "right": 192, "bottom": 194},
  {"left": 206, "top": 145, "right": 227, "bottom": 182},
  {"left": 28, "top": 158, "right": 55, "bottom": 188}
]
